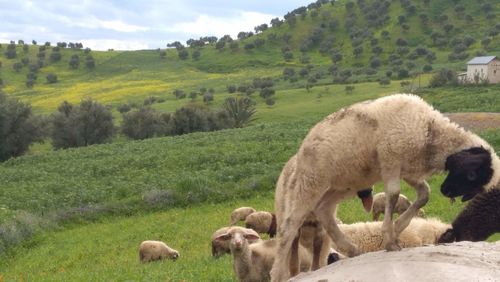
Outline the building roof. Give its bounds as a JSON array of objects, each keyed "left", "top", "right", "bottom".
[{"left": 467, "top": 56, "right": 498, "bottom": 65}]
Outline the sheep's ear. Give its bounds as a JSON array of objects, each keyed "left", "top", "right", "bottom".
[
  {"left": 243, "top": 233, "right": 260, "bottom": 241},
  {"left": 215, "top": 233, "right": 232, "bottom": 241}
]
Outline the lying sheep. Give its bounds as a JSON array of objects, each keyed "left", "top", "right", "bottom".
[
  {"left": 438, "top": 188, "right": 500, "bottom": 243},
  {"left": 214, "top": 226, "right": 311, "bottom": 282},
  {"left": 271, "top": 94, "right": 500, "bottom": 281},
  {"left": 372, "top": 192, "right": 425, "bottom": 221},
  {"left": 211, "top": 226, "right": 260, "bottom": 257},
  {"left": 139, "top": 240, "right": 179, "bottom": 263},
  {"left": 230, "top": 207, "right": 257, "bottom": 225},
  {"left": 245, "top": 211, "right": 277, "bottom": 238},
  {"left": 332, "top": 217, "right": 450, "bottom": 254}
]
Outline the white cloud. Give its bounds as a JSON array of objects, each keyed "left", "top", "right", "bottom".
[
  {"left": 62, "top": 16, "right": 149, "bottom": 33},
  {"left": 81, "top": 39, "right": 149, "bottom": 51},
  {"left": 165, "top": 11, "right": 276, "bottom": 38}
]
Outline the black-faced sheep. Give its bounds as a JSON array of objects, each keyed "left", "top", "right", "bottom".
[
  {"left": 214, "top": 226, "right": 311, "bottom": 282},
  {"left": 438, "top": 188, "right": 500, "bottom": 243},
  {"left": 245, "top": 211, "right": 277, "bottom": 238},
  {"left": 371, "top": 192, "right": 425, "bottom": 221},
  {"left": 139, "top": 240, "right": 179, "bottom": 263},
  {"left": 271, "top": 94, "right": 500, "bottom": 282},
  {"left": 230, "top": 207, "right": 257, "bottom": 225},
  {"left": 211, "top": 226, "right": 260, "bottom": 257}
]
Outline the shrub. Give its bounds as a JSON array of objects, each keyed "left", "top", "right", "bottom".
[
  {"left": 51, "top": 99, "right": 114, "bottom": 149},
  {"left": 117, "top": 103, "right": 132, "bottom": 113},
  {"left": 121, "top": 107, "right": 171, "bottom": 140},
  {"left": 0, "top": 92, "right": 46, "bottom": 161},
  {"left": 428, "top": 68, "right": 457, "bottom": 87},
  {"left": 46, "top": 73, "right": 58, "bottom": 83}
]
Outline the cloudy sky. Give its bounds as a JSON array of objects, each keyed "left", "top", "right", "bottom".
[{"left": 0, "top": 0, "right": 311, "bottom": 51}]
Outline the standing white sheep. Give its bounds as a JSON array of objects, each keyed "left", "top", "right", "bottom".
[
  {"left": 274, "top": 154, "right": 373, "bottom": 278},
  {"left": 230, "top": 207, "right": 257, "bottom": 225},
  {"left": 139, "top": 240, "right": 179, "bottom": 263},
  {"left": 371, "top": 192, "right": 425, "bottom": 221},
  {"left": 271, "top": 94, "right": 500, "bottom": 281},
  {"left": 214, "top": 226, "right": 311, "bottom": 282}
]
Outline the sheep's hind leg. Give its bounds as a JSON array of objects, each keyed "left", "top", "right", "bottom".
[
  {"left": 271, "top": 206, "right": 310, "bottom": 282},
  {"left": 395, "top": 179, "right": 430, "bottom": 235},
  {"left": 382, "top": 177, "right": 402, "bottom": 251}
]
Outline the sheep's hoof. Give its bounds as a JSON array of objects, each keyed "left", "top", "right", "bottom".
[{"left": 385, "top": 241, "right": 402, "bottom": 252}]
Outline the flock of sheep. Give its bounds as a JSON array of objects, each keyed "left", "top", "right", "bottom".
[{"left": 138, "top": 94, "right": 500, "bottom": 282}]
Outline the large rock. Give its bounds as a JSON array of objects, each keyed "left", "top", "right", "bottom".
[{"left": 291, "top": 241, "right": 500, "bottom": 282}]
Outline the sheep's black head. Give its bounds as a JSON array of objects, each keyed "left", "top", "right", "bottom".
[
  {"left": 437, "top": 228, "right": 456, "bottom": 244},
  {"left": 441, "top": 147, "right": 493, "bottom": 202}
]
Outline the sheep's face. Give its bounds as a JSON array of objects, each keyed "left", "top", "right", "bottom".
[
  {"left": 214, "top": 227, "right": 260, "bottom": 253},
  {"left": 437, "top": 228, "right": 456, "bottom": 244},
  {"left": 441, "top": 147, "right": 493, "bottom": 202},
  {"left": 170, "top": 251, "right": 180, "bottom": 260}
]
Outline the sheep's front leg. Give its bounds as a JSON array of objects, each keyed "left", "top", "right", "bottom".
[
  {"left": 395, "top": 179, "right": 430, "bottom": 235},
  {"left": 315, "top": 194, "right": 360, "bottom": 257},
  {"left": 382, "top": 177, "right": 401, "bottom": 251}
]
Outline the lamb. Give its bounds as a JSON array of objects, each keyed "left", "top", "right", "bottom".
[
  {"left": 271, "top": 94, "right": 500, "bottom": 281},
  {"left": 245, "top": 211, "right": 277, "bottom": 238},
  {"left": 438, "top": 187, "right": 500, "bottom": 243},
  {"left": 332, "top": 217, "right": 450, "bottom": 254},
  {"left": 211, "top": 226, "right": 260, "bottom": 257},
  {"left": 230, "top": 207, "right": 257, "bottom": 225},
  {"left": 371, "top": 192, "right": 425, "bottom": 221},
  {"left": 139, "top": 240, "right": 179, "bottom": 263},
  {"left": 214, "top": 226, "right": 311, "bottom": 282}
]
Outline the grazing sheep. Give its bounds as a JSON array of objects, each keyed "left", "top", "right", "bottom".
[
  {"left": 214, "top": 226, "right": 311, "bottom": 282},
  {"left": 271, "top": 94, "right": 500, "bottom": 282},
  {"left": 332, "top": 217, "right": 450, "bottom": 254},
  {"left": 211, "top": 226, "right": 260, "bottom": 257},
  {"left": 230, "top": 207, "right": 257, "bottom": 225},
  {"left": 245, "top": 211, "right": 277, "bottom": 238},
  {"left": 371, "top": 192, "right": 425, "bottom": 221},
  {"left": 139, "top": 240, "right": 179, "bottom": 263},
  {"left": 438, "top": 188, "right": 500, "bottom": 243}
]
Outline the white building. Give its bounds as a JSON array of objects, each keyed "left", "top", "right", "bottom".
[{"left": 463, "top": 56, "right": 500, "bottom": 84}]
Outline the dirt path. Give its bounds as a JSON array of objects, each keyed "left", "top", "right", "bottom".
[
  {"left": 291, "top": 241, "right": 500, "bottom": 282},
  {"left": 445, "top": 112, "right": 500, "bottom": 131}
]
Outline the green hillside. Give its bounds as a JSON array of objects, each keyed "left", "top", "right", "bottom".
[{"left": 0, "top": 0, "right": 499, "bottom": 116}]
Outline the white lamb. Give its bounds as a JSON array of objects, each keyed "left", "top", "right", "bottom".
[
  {"left": 271, "top": 94, "right": 500, "bottom": 281},
  {"left": 211, "top": 226, "right": 260, "bottom": 257},
  {"left": 214, "top": 226, "right": 311, "bottom": 282},
  {"left": 332, "top": 217, "right": 450, "bottom": 254},
  {"left": 371, "top": 192, "right": 425, "bottom": 221},
  {"left": 230, "top": 207, "right": 257, "bottom": 225},
  {"left": 139, "top": 240, "right": 179, "bottom": 263}
]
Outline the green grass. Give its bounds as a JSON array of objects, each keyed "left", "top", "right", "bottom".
[{"left": 1, "top": 188, "right": 497, "bottom": 281}]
